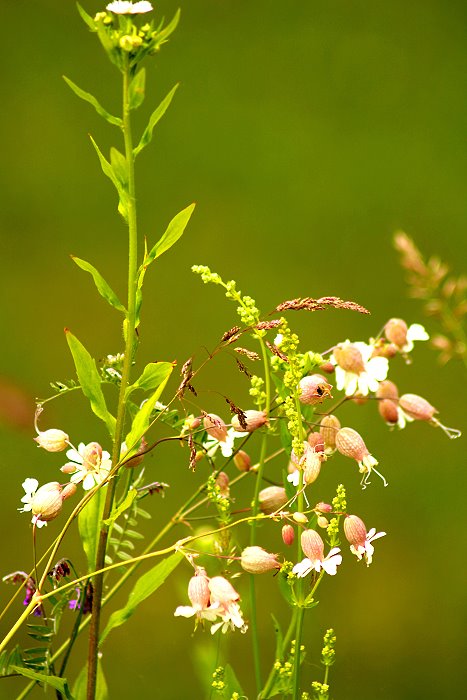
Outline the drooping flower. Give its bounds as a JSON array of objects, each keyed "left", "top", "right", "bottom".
[
  {"left": 240, "top": 546, "right": 280, "bottom": 574},
  {"left": 62, "top": 442, "right": 111, "bottom": 490},
  {"left": 208, "top": 576, "right": 247, "bottom": 634},
  {"left": 344, "top": 515, "right": 386, "bottom": 566},
  {"left": 331, "top": 340, "right": 388, "bottom": 397},
  {"left": 335, "top": 427, "right": 387, "bottom": 488},
  {"left": 376, "top": 380, "right": 413, "bottom": 429},
  {"left": 384, "top": 318, "right": 429, "bottom": 353},
  {"left": 258, "top": 486, "right": 288, "bottom": 514},
  {"left": 106, "top": 1, "right": 153, "bottom": 14},
  {"left": 34, "top": 428, "right": 69, "bottom": 452},
  {"left": 19, "top": 479, "right": 64, "bottom": 527},
  {"left": 287, "top": 442, "right": 322, "bottom": 487},
  {"left": 231, "top": 409, "right": 268, "bottom": 433},
  {"left": 174, "top": 568, "right": 220, "bottom": 627},
  {"left": 292, "top": 529, "right": 342, "bottom": 577},
  {"left": 298, "top": 374, "right": 332, "bottom": 405}
]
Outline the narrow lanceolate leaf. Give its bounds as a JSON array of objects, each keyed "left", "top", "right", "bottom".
[
  {"left": 63, "top": 76, "right": 122, "bottom": 127},
  {"left": 73, "top": 660, "right": 108, "bottom": 700},
  {"left": 71, "top": 256, "right": 126, "bottom": 313},
  {"left": 99, "top": 551, "right": 183, "bottom": 645},
  {"left": 102, "top": 489, "right": 137, "bottom": 528},
  {"left": 127, "top": 361, "right": 175, "bottom": 395},
  {"left": 133, "top": 84, "right": 179, "bottom": 157},
  {"left": 124, "top": 361, "right": 173, "bottom": 455},
  {"left": 65, "top": 330, "right": 116, "bottom": 436},
  {"left": 77, "top": 3, "right": 97, "bottom": 32},
  {"left": 146, "top": 203, "right": 196, "bottom": 263},
  {"left": 110, "top": 147, "right": 128, "bottom": 189},
  {"left": 89, "top": 136, "right": 128, "bottom": 221},
  {"left": 10, "top": 667, "right": 73, "bottom": 699},
  {"left": 78, "top": 487, "right": 106, "bottom": 573},
  {"left": 129, "top": 68, "right": 146, "bottom": 110}
]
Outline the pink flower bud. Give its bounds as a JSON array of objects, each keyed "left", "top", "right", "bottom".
[
  {"left": 299, "top": 374, "right": 332, "bottom": 405},
  {"left": 188, "top": 568, "right": 210, "bottom": 609},
  {"left": 319, "top": 415, "right": 341, "bottom": 452},
  {"left": 384, "top": 318, "right": 408, "bottom": 348},
  {"left": 378, "top": 399, "right": 399, "bottom": 424},
  {"left": 317, "top": 515, "right": 329, "bottom": 529},
  {"left": 203, "top": 413, "right": 228, "bottom": 442},
  {"left": 343, "top": 515, "right": 367, "bottom": 548},
  {"left": 376, "top": 380, "right": 399, "bottom": 401},
  {"left": 124, "top": 437, "right": 147, "bottom": 469},
  {"left": 399, "top": 394, "right": 436, "bottom": 421},
  {"left": 31, "top": 482, "right": 63, "bottom": 522},
  {"left": 233, "top": 450, "right": 251, "bottom": 472},
  {"left": 208, "top": 576, "right": 239, "bottom": 605},
  {"left": 215, "top": 471, "right": 230, "bottom": 497},
  {"left": 240, "top": 546, "right": 280, "bottom": 574},
  {"left": 315, "top": 502, "right": 332, "bottom": 513},
  {"left": 307, "top": 432, "right": 325, "bottom": 454},
  {"left": 318, "top": 361, "right": 335, "bottom": 374},
  {"left": 61, "top": 483, "right": 77, "bottom": 501},
  {"left": 333, "top": 344, "right": 365, "bottom": 373},
  {"left": 282, "top": 524, "right": 295, "bottom": 546},
  {"left": 231, "top": 410, "right": 268, "bottom": 432},
  {"left": 300, "top": 529, "right": 324, "bottom": 562},
  {"left": 61, "top": 463, "right": 77, "bottom": 475},
  {"left": 293, "top": 511, "right": 308, "bottom": 524},
  {"left": 34, "top": 429, "right": 69, "bottom": 452},
  {"left": 259, "top": 486, "right": 288, "bottom": 514}
]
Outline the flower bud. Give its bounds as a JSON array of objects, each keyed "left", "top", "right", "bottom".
[
  {"left": 240, "top": 546, "right": 279, "bottom": 574},
  {"left": 315, "top": 502, "right": 332, "bottom": 513},
  {"left": 215, "top": 471, "right": 230, "bottom": 497},
  {"left": 371, "top": 342, "right": 398, "bottom": 359},
  {"left": 399, "top": 394, "right": 436, "bottom": 421},
  {"left": 317, "top": 515, "right": 329, "bottom": 529},
  {"left": 61, "top": 463, "right": 77, "bottom": 475},
  {"left": 378, "top": 399, "right": 399, "bottom": 424},
  {"left": 233, "top": 450, "right": 251, "bottom": 472},
  {"left": 231, "top": 410, "right": 268, "bottom": 433},
  {"left": 259, "top": 486, "right": 288, "bottom": 514},
  {"left": 34, "top": 429, "right": 69, "bottom": 452},
  {"left": 319, "top": 415, "right": 341, "bottom": 452},
  {"left": 303, "top": 450, "right": 321, "bottom": 485},
  {"left": 188, "top": 568, "right": 210, "bottom": 609},
  {"left": 307, "top": 432, "right": 325, "bottom": 454},
  {"left": 293, "top": 511, "right": 308, "bottom": 524},
  {"left": 300, "top": 529, "right": 324, "bottom": 561},
  {"left": 203, "top": 414, "right": 228, "bottom": 442},
  {"left": 333, "top": 344, "right": 365, "bottom": 373},
  {"left": 299, "top": 374, "right": 332, "bottom": 405},
  {"left": 384, "top": 318, "right": 408, "bottom": 348},
  {"left": 31, "top": 482, "right": 63, "bottom": 522},
  {"left": 61, "top": 483, "right": 77, "bottom": 501},
  {"left": 376, "top": 380, "right": 399, "bottom": 402},
  {"left": 282, "top": 524, "right": 295, "bottom": 546},
  {"left": 119, "top": 34, "right": 143, "bottom": 51},
  {"left": 318, "top": 361, "right": 335, "bottom": 374},
  {"left": 343, "top": 514, "right": 367, "bottom": 548}
]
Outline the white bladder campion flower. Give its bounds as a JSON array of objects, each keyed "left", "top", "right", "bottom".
[
  {"left": 384, "top": 318, "right": 429, "bottom": 353},
  {"left": 19, "top": 479, "right": 63, "bottom": 528},
  {"left": 174, "top": 568, "right": 220, "bottom": 626},
  {"left": 62, "top": 442, "right": 111, "bottom": 490},
  {"left": 331, "top": 340, "right": 388, "bottom": 397},
  {"left": 106, "top": 1, "right": 153, "bottom": 14},
  {"left": 208, "top": 576, "right": 247, "bottom": 634},
  {"left": 293, "top": 529, "right": 342, "bottom": 577},
  {"left": 344, "top": 515, "right": 386, "bottom": 566}
]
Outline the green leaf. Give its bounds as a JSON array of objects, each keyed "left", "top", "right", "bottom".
[
  {"left": 63, "top": 76, "right": 122, "bottom": 127},
  {"left": 127, "top": 361, "right": 175, "bottom": 396},
  {"left": 146, "top": 203, "right": 195, "bottom": 263},
  {"left": 223, "top": 664, "right": 244, "bottom": 697},
  {"left": 133, "top": 84, "right": 179, "bottom": 157},
  {"left": 65, "top": 330, "right": 116, "bottom": 436},
  {"left": 99, "top": 551, "right": 183, "bottom": 645},
  {"left": 89, "top": 136, "right": 128, "bottom": 220},
  {"left": 129, "top": 68, "right": 146, "bottom": 110},
  {"left": 125, "top": 361, "right": 173, "bottom": 454},
  {"left": 102, "top": 489, "right": 137, "bottom": 528},
  {"left": 156, "top": 9, "right": 181, "bottom": 45},
  {"left": 79, "top": 487, "right": 106, "bottom": 573},
  {"left": 271, "top": 613, "right": 284, "bottom": 662},
  {"left": 73, "top": 660, "right": 107, "bottom": 700},
  {"left": 10, "top": 666, "right": 73, "bottom": 698},
  {"left": 110, "top": 147, "right": 128, "bottom": 189},
  {"left": 277, "top": 569, "right": 295, "bottom": 607},
  {"left": 71, "top": 256, "right": 126, "bottom": 313},
  {"left": 76, "top": 2, "right": 96, "bottom": 32}
]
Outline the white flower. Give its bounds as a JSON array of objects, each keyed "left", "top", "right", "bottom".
[
  {"left": 174, "top": 603, "right": 219, "bottom": 623},
  {"left": 349, "top": 528, "right": 386, "bottom": 566},
  {"left": 18, "top": 478, "right": 47, "bottom": 528},
  {"left": 65, "top": 442, "right": 111, "bottom": 490},
  {"left": 403, "top": 324, "right": 429, "bottom": 353},
  {"left": 208, "top": 576, "right": 248, "bottom": 635},
  {"left": 203, "top": 427, "right": 247, "bottom": 459},
  {"left": 106, "top": 1, "right": 153, "bottom": 14},
  {"left": 293, "top": 547, "right": 342, "bottom": 577},
  {"left": 332, "top": 340, "right": 388, "bottom": 397}
]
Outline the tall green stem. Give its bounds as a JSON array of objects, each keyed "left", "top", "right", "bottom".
[{"left": 86, "top": 58, "right": 139, "bottom": 700}]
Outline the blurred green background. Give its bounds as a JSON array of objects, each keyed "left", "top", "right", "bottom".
[{"left": 0, "top": 0, "right": 466, "bottom": 698}]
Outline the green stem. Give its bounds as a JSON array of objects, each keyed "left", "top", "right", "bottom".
[
  {"left": 292, "top": 608, "right": 305, "bottom": 700},
  {"left": 86, "top": 57, "right": 139, "bottom": 700},
  {"left": 260, "top": 609, "right": 298, "bottom": 698}
]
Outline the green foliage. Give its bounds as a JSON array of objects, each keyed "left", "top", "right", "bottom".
[
  {"left": 73, "top": 660, "right": 107, "bottom": 700},
  {"left": 65, "top": 329, "right": 116, "bottom": 436},
  {"left": 79, "top": 487, "right": 106, "bottom": 574},
  {"left": 146, "top": 202, "right": 196, "bottom": 262},
  {"left": 63, "top": 76, "right": 122, "bottom": 127},
  {"left": 10, "top": 664, "right": 73, "bottom": 698},
  {"left": 76, "top": 3, "right": 96, "bottom": 33},
  {"left": 127, "top": 360, "right": 176, "bottom": 395},
  {"left": 89, "top": 136, "right": 129, "bottom": 222},
  {"left": 124, "top": 361, "right": 173, "bottom": 455},
  {"left": 133, "top": 84, "right": 179, "bottom": 157},
  {"left": 103, "top": 488, "right": 137, "bottom": 528},
  {"left": 71, "top": 256, "right": 126, "bottom": 313},
  {"left": 129, "top": 68, "right": 146, "bottom": 110},
  {"left": 99, "top": 551, "right": 183, "bottom": 645}
]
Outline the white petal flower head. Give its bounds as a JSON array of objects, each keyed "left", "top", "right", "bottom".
[
  {"left": 332, "top": 340, "right": 388, "bottom": 397},
  {"left": 106, "top": 1, "right": 153, "bottom": 14},
  {"left": 344, "top": 515, "right": 386, "bottom": 566},
  {"left": 208, "top": 576, "right": 247, "bottom": 634},
  {"left": 350, "top": 528, "right": 386, "bottom": 566},
  {"left": 292, "top": 530, "right": 342, "bottom": 577},
  {"left": 65, "top": 442, "right": 111, "bottom": 490}
]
